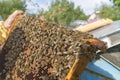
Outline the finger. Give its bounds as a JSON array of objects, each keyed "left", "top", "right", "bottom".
[
  {"left": 13, "top": 10, "right": 24, "bottom": 16},
  {"left": 4, "top": 10, "right": 24, "bottom": 29}
]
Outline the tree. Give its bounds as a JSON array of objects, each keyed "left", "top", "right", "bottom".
[
  {"left": 98, "top": 1, "right": 120, "bottom": 20},
  {"left": 114, "top": 0, "right": 120, "bottom": 6},
  {"left": 98, "top": 5, "right": 120, "bottom": 20},
  {"left": 0, "top": 0, "right": 26, "bottom": 20},
  {"left": 43, "top": 0, "right": 87, "bottom": 27}
]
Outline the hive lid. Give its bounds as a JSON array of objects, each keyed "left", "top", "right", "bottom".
[{"left": 101, "top": 52, "right": 120, "bottom": 70}]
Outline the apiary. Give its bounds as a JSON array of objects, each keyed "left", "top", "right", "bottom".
[{"left": 0, "top": 16, "right": 106, "bottom": 80}]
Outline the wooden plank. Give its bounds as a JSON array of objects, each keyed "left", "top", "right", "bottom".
[
  {"left": 66, "top": 56, "right": 89, "bottom": 80},
  {"left": 74, "top": 19, "right": 113, "bottom": 32}
]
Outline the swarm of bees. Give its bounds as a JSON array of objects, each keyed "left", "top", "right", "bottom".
[{"left": 1, "top": 16, "right": 105, "bottom": 80}]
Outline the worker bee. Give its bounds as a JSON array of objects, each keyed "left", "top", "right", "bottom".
[{"left": 1, "top": 16, "right": 106, "bottom": 80}]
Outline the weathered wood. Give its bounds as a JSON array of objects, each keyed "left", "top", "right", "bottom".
[{"left": 66, "top": 56, "right": 89, "bottom": 80}]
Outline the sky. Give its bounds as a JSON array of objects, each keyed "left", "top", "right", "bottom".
[{"left": 26, "top": 0, "right": 113, "bottom": 15}]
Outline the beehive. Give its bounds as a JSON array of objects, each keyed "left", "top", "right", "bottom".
[{"left": 0, "top": 16, "right": 106, "bottom": 80}]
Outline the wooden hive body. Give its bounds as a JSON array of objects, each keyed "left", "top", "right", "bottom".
[{"left": 0, "top": 15, "right": 106, "bottom": 80}]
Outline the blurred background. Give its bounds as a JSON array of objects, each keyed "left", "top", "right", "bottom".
[{"left": 0, "top": 0, "right": 120, "bottom": 27}]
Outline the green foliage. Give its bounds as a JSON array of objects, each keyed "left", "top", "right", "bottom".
[
  {"left": 0, "top": 0, "right": 26, "bottom": 20},
  {"left": 43, "top": 0, "right": 87, "bottom": 27},
  {"left": 98, "top": 2, "right": 120, "bottom": 20},
  {"left": 114, "top": 0, "right": 120, "bottom": 6}
]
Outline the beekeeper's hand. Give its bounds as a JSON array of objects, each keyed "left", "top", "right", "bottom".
[
  {"left": 0, "top": 10, "right": 23, "bottom": 46},
  {"left": 4, "top": 10, "right": 24, "bottom": 29}
]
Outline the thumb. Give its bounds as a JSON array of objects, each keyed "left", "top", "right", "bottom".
[{"left": 4, "top": 10, "right": 24, "bottom": 29}]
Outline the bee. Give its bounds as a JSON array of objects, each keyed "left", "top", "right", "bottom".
[{"left": 2, "top": 16, "right": 106, "bottom": 80}]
